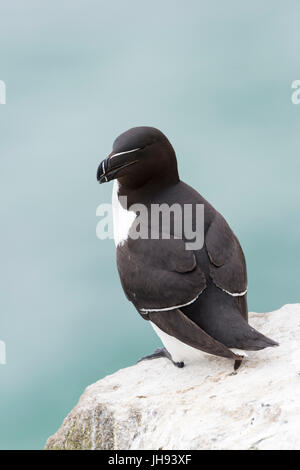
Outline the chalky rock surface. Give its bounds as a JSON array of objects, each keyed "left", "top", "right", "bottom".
[{"left": 45, "top": 304, "right": 300, "bottom": 450}]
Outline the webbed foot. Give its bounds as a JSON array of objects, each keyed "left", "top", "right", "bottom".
[
  {"left": 137, "top": 347, "right": 185, "bottom": 368},
  {"left": 234, "top": 359, "right": 243, "bottom": 371}
]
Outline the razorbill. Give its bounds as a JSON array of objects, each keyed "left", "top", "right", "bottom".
[{"left": 97, "top": 127, "right": 278, "bottom": 370}]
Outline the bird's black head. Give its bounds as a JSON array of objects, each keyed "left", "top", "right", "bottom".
[{"left": 97, "top": 127, "right": 179, "bottom": 190}]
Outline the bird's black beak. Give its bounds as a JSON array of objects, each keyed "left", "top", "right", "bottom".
[
  {"left": 97, "top": 149, "right": 140, "bottom": 184},
  {"left": 97, "top": 156, "right": 111, "bottom": 184}
]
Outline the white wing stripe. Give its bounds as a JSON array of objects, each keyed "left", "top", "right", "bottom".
[
  {"left": 140, "top": 295, "right": 199, "bottom": 313},
  {"left": 140, "top": 286, "right": 247, "bottom": 312},
  {"left": 221, "top": 287, "right": 248, "bottom": 297}
]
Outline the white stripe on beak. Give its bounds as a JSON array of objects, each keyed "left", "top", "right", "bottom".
[
  {"left": 110, "top": 148, "right": 141, "bottom": 159},
  {"left": 102, "top": 161, "right": 108, "bottom": 182}
]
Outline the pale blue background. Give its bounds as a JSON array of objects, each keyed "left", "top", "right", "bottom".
[{"left": 0, "top": 0, "right": 299, "bottom": 449}]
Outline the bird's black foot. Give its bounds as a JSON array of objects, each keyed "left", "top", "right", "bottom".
[
  {"left": 234, "top": 359, "right": 243, "bottom": 371},
  {"left": 137, "top": 347, "right": 185, "bottom": 368}
]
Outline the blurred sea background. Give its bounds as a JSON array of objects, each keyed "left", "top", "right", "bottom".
[{"left": 0, "top": 0, "right": 299, "bottom": 449}]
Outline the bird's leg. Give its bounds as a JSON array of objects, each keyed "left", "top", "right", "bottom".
[
  {"left": 137, "top": 347, "right": 185, "bottom": 368},
  {"left": 234, "top": 359, "right": 243, "bottom": 371}
]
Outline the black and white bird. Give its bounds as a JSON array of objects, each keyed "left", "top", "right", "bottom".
[{"left": 97, "top": 127, "right": 278, "bottom": 370}]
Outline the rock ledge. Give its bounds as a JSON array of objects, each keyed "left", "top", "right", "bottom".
[{"left": 45, "top": 304, "right": 300, "bottom": 450}]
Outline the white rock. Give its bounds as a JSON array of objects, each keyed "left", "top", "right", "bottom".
[{"left": 45, "top": 304, "right": 300, "bottom": 450}]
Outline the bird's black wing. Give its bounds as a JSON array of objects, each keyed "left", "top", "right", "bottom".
[
  {"left": 205, "top": 214, "right": 247, "bottom": 294},
  {"left": 117, "top": 236, "right": 206, "bottom": 311},
  {"left": 148, "top": 309, "right": 242, "bottom": 360},
  {"left": 117, "top": 234, "right": 244, "bottom": 361}
]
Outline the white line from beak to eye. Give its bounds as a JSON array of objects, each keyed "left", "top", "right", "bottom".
[{"left": 110, "top": 147, "right": 141, "bottom": 159}]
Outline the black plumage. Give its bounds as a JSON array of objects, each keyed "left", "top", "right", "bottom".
[{"left": 97, "top": 126, "right": 278, "bottom": 368}]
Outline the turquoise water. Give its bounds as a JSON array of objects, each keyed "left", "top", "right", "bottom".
[{"left": 0, "top": 0, "right": 299, "bottom": 449}]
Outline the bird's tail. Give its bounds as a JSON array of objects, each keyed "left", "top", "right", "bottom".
[
  {"left": 228, "top": 319, "right": 279, "bottom": 351},
  {"left": 183, "top": 298, "right": 279, "bottom": 351},
  {"left": 218, "top": 306, "right": 279, "bottom": 351}
]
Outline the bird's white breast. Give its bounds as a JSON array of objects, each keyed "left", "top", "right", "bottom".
[
  {"left": 112, "top": 180, "right": 136, "bottom": 246},
  {"left": 150, "top": 322, "right": 247, "bottom": 363},
  {"left": 150, "top": 322, "right": 203, "bottom": 363}
]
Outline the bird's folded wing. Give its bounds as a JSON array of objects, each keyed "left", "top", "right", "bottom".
[
  {"left": 148, "top": 309, "right": 242, "bottom": 360},
  {"left": 117, "top": 237, "right": 206, "bottom": 311},
  {"left": 205, "top": 214, "right": 247, "bottom": 294}
]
